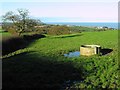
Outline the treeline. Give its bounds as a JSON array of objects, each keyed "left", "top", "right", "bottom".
[
  {"left": 2, "top": 22, "right": 45, "bottom": 35},
  {"left": 2, "top": 23, "right": 109, "bottom": 36},
  {"left": 1, "top": 8, "right": 110, "bottom": 36},
  {"left": 35, "top": 25, "right": 71, "bottom": 35},
  {"left": 34, "top": 25, "right": 108, "bottom": 35}
]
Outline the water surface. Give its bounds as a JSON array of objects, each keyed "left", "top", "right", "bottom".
[
  {"left": 47, "top": 22, "right": 118, "bottom": 29},
  {"left": 64, "top": 51, "right": 80, "bottom": 57}
]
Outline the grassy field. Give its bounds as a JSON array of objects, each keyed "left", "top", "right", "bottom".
[
  {"left": 2, "top": 30, "right": 119, "bottom": 89},
  {"left": 0, "top": 30, "right": 12, "bottom": 41}
]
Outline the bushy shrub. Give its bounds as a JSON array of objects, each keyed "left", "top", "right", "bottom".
[
  {"left": 35, "top": 27, "right": 48, "bottom": 34},
  {"left": 7, "top": 27, "right": 18, "bottom": 35},
  {"left": 47, "top": 25, "right": 70, "bottom": 35}
]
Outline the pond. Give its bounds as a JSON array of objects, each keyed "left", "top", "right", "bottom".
[{"left": 64, "top": 51, "right": 80, "bottom": 57}]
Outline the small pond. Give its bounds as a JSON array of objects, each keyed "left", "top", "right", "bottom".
[{"left": 64, "top": 51, "right": 80, "bottom": 57}]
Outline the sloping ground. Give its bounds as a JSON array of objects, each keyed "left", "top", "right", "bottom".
[
  {"left": 2, "top": 32, "right": 45, "bottom": 55},
  {"left": 0, "top": 32, "right": 11, "bottom": 41},
  {"left": 2, "top": 30, "right": 119, "bottom": 89}
]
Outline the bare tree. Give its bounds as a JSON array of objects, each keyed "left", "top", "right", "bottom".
[{"left": 2, "top": 9, "right": 41, "bottom": 36}]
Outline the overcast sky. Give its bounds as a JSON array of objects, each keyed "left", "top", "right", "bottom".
[{"left": 0, "top": 0, "right": 119, "bottom": 22}]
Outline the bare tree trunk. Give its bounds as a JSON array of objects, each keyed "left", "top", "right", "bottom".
[
  {"left": 18, "top": 30, "right": 22, "bottom": 36},
  {"left": 18, "top": 32, "right": 21, "bottom": 36}
]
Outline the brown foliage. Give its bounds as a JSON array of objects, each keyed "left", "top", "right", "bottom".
[{"left": 47, "top": 25, "right": 70, "bottom": 35}]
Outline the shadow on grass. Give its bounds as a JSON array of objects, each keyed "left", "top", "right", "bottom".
[
  {"left": 2, "top": 34, "right": 45, "bottom": 55},
  {"left": 100, "top": 48, "right": 113, "bottom": 55},
  {"left": 56, "top": 34, "right": 83, "bottom": 38},
  {"left": 3, "top": 51, "right": 83, "bottom": 89}
]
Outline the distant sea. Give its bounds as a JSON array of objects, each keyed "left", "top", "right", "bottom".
[{"left": 46, "top": 22, "right": 118, "bottom": 29}]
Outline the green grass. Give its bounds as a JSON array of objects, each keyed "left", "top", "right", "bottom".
[
  {"left": 70, "top": 26, "right": 98, "bottom": 32},
  {"left": 2, "top": 32, "right": 11, "bottom": 36},
  {"left": 0, "top": 26, "right": 1, "bottom": 28},
  {"left": 0, "top": 32, "right": 12, "bottom": 41},
  {"left": 2, "top": 30, "right": 119, "bottom": 89}
]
